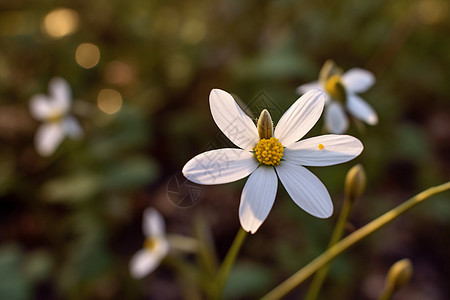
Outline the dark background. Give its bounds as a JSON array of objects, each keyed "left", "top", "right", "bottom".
[{"left": 0, "top": 0, "right": 449, "bottom": 299}]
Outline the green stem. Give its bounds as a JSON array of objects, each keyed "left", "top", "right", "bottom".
[
  {"left": 164, "top": 255, "right": 214, "bottom": 297},
  {"left": 261, "top": 181, "right": 450, "bottom": 300},
  {"left": 194, "top": 214, "right": 219, "bottom": 278},
  {"left": 304, "top": 195, "right": 354, "bottom": 300},
  {"left": 214, "top": 227, "right": 247, "bottom": 299},
  {"left": 377, "top": 286, "right": 394, "bottom": 300}
]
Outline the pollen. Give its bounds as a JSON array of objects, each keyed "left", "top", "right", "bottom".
[
  {"left": 318, "top": 143, "right": 324, "bottom": 150},
  {"left": 253, "top": 137, "right": 284, "bottom": 166}
]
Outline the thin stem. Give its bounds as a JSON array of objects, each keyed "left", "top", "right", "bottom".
[
  {"left": 304, "top": 195, "right": 354, "bottom": 300},
  {"left": 214, "top": 227, "right": 247, "bottom": 299},
  {"left": 194, "top": 214, "right": 219, "bottom": 278},
  {"left": 262, "top": 181, "right": 450, "bottom": 300},
  {"left": 164, "top": 255, "right": 214, "bottom": 297},
  {"left": 377, "top": 286, "right": 394, "bottom": 300}
]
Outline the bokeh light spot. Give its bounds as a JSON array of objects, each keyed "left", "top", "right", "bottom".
[
  {"left": 42, "top": 8, "right": 79, "bottom": 39},
  {"left": 416, "top": 0, "right": 448, "bottom": 25},
  {"left": 76, "top": 43, "right": 100, "bottom": 69},
  {"left": 97, "top": 89, "right": 122, "bottom": 115}
]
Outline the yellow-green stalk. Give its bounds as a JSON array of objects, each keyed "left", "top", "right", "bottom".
[
  {"left": 378, "top": 259, "right": 413, "bottom": 300},
  {"left": 305, "top": 165, "right": 366, "bottom": 300},
  {"left": 262, "top": 181, "right": 450, "bottom": 300}
]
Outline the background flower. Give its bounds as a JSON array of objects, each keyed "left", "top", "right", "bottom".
[
  {"left": 29, "top": 77, "right": 83, "bottom": 156},
  {"left": 297, "top": 60, "right": 378, "bottom": 134},
  {"left": 130, "top": 208, "right": 169, "bottom": 279}
]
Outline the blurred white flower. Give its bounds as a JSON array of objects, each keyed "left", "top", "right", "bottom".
[
  {"left": 183, "top": 89, "right": 363, "bottom": 234},
  {"left": 297, "top": 60, "right": 378, "bottom": 134},
  {"left": 29, "top": 77, "right": 83, "bottom": 156},
  {"left": 130, "top": 208, "right": 169, "bottom": 279}
]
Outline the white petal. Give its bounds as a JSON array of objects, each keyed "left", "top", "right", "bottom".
[
  {"left": 323, "top": 93, "right": 332, "bottom": 105},
  {"left": 62, "top": 116, "right": 83, "bottom": 139},
  {"left": 29, "top": 95, "right": 53, "bottom": 121},
  {"left": 296, "top": 81, "right": 322, "bottom": 95},
  {"left": 276, "top": 162, "right": 333, "bottom": 218},
  {"left": 325, "top": 102, "right": 348, "bottom": 134},
  {"left": 239, "top": 166, "right": 278, "bottom": 234},
  {"left": 129, "top": 245, "right": 168, "bottom": 279},
  {"left": 342, "top": 68, "right": 375, "bottom": 93},
  {"left": 182, "top": 149, "right": 258, "bottom": 185},
  {"left": 49, "top": 77, "right": 72, "bottom": 113},
  {"left": 209, "top": 89, "right": 259, "bottom": 151},
  {"left": 346, "top": 94, "right": 378, "bottom": 125},
  {"left": 284, "top": 134, "right": 363, "bottom": 166},
  {"left": 35, "top": 123, "right": 65, "bottom": 156},
  {"left": 143, "top": 208, "right": 166, "bottom": 238},
  {"left": 274, "top": 90, "right": 325, "bottom": 146}
]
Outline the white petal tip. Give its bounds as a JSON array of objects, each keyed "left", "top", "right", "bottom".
[
  {"left": 306, "top": 206, "right": 333, "bottom": 219},
  {"left": 240, "top": 222, "right": 260, "bottom": 234},
  {"left": 239, "top": 205, "right": 265, "bottom": 234},
  {"left": 367, "top": 115, "right": 378, "bottom": 125},
  {"left": 209, "top": 88, "right": 226, "bottom": 98},
  {"left": 317, "top": 209, "right": 333, "bottom": 219},
  {"left": 36, "top": 149, "right": 53, "bottom": 157}
]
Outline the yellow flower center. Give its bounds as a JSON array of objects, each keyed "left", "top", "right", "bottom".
[
  {"left": 46, "top": 111, "right": 64, "bottom": 123},
  {"left": 325, "top": 74, "right": 346, "bottom": 103},
  {"left": 253, "top": 137, "right": 284, "bottom": 166},
  {"left": 144, "top": 238, "right": 157, "bottom": 251}
]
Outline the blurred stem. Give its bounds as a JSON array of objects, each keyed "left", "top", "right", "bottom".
[
  {"left": 304, "top": 194, "right": 354, "bottom": 300},
  {"left": 193, "top": 214, "right": 219, "bottom": 278},
  {"left": 377, "top": 285, "right": 395, "bottom": 300},
  {"left": 261, "top": 181, "right": 450, "bottom": 300},
  {"left": 164, "top": 255, "right": 214, "bottom": 298},
  {"left": 213, "top": 227, "right": 247, "bottom": 299}
]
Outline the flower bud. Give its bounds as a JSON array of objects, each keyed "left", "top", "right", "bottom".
[
  {"left": 319, "top": 59, "right": 343, "bottom": 83},
  {"left": 385, "top": 259, "right": 413, "bottom": 292},
  {"left": 257, "top": 109, "right": 273, "bottom": 140},
  {"left": 345, "top": 164, "right": 366, "bottom": 201}
]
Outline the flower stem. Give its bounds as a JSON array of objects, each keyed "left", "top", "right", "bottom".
[
  {"left": 214, "top": 227, "right": 247, "bottom": 299},
  {"left": 377, "top": 286, "right": 395, "bottom": 300},
  {"left": 304, "top": 194, "right": 354, "bottom": 300},
  {"left": 193, "top": 214, "right": 219, "bottom": 278},
  {"left": 164, "top": 255, "right": 214, "bottom": 297},
  {"left": 261, "top": 181, "right": 450, "bottom": 300}
]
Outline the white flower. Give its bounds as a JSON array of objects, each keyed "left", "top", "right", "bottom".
[
  {"left": 130, "top": 208, "right": 169, "bottom": 279},
  {"left": 297, "top": 60, "right": 378, "bottom": 134},
  {"left": 182, "top": 89, "right": 363, "bottom": 234},
  {"left": 29, "top": 77, "right": 83, "bottom": 156}
]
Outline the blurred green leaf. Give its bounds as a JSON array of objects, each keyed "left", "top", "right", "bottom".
[
  {"left": 0, "top": 245, "right": 31, "bottom": 300},
  {"left": 223, "top": 262, "right": 274, "bottom": 299},
  {"left": 23, "top": 250, "right": 53, "bottom": 283},
  {"left": 41, "top": 172, "right": 102, "bottom": 203},
  {"left": 102, "top": 156, "right": 158, "bottom": 191}
]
